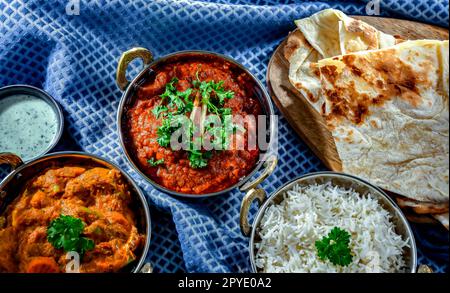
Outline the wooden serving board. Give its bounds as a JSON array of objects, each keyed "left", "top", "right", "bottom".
[{"left": 267, "top": 16, "right": 449, "bottom": 171}]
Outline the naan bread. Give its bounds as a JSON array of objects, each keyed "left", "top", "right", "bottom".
[
  {"left": 294, "top": 39, "right": 449, "bottom": 203},
  {"left": 287, "top": 9, "right": 399, "bottom": 107},
  {"left": 294, "top": 9, "right": 396, "bottom": 58},
  {"left": 285, "top": 31, "right": 322, "bottom": 103},
  {"left": 396, "top": 197, "right": 449, "bottom": 214},
  {"left": 432, "top": 213, "right": 449, "bottom": 230}
]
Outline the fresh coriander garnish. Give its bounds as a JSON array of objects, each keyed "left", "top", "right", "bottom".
[
  {"left": 154, "top": 73, "right": 244, "bottom": 169},
  {"left": 152, "top": 105, "right": 168, "bottom": 118},
  {"left": 47, "top": 215, "right": 94, "bottom": 256},
  {"left": 158, "top": 77, "right": 194, "bottom": 115},
  {"left": 148, "top": 157, "right": 164, "bottom": 167},
  {"left": 315, "top": 227, "right": 353, "bottom": 267},
  {"left": 156, "top": 114, "right": 175, "bottom": 147},
  {"left": 198, "top": 80, "right": 234, "bottom": 116},
  {"left": 187, "top": 150, "right": 212, "bottom": 169}
]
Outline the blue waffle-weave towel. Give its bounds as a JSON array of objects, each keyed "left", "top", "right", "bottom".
[{"left": 0, "top": 0, "right": 448, "bottom": 272}]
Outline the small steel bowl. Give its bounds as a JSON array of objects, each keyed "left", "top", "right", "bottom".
[
  {"left": 0, "top": 85, "right": 64, "bottom": 162},
  {"left": 115, "top": 48, "right": 278, "bottom": 198},
  {"left": 0, "top": 151, "right": 151, "bottom": 273},
  {"left": 240, "top": 172, "right": 418, "bottom": 273}
]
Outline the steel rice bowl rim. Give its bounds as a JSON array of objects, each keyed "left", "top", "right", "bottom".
[
  {"left": 0, "top": 151, "right": 151, "bottom": 273},
  {"left": 117, "top": 50, "right": 276, "bottom": 198},
  {"left": 248, "top": 171, "right": 417, "bottom": 273}
]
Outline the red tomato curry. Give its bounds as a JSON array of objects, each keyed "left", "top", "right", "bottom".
[
  {"left": 0, "top": 166, "right": 145, "bottom": 273},
  {"left": 125, "top": 57, "right": 262, "bottom": 194}
]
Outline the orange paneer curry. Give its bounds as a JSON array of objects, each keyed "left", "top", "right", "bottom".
[{"left": 0, "top": 166, "right": 145, "bottom": 273}]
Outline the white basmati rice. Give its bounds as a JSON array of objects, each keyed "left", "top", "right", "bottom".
[{"left": 255, "top": 182, "right": 409, "bottom": 273}]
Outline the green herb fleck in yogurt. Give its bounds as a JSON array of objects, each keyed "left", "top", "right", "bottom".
[{"left": 0, "top": 94, "right": 59, "bottom": 161}]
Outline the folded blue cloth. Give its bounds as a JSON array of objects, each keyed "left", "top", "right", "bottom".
[{"left": 0, "top": 0, "right": 448, "bottom": 272}]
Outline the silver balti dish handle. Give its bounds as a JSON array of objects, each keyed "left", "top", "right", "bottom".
[
  {"left": 239, "top": 155, "right": 277, "bottom": 237},
  {"left": 0, "top": 153, "right": 24, "bottom": 170},
  {"left": 140, "top": 263, "right": 153, "bottom": 273}
]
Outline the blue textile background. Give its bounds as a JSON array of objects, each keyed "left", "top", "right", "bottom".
[{"left": 0, "top": 0, "right": 448, "bottom": 273}]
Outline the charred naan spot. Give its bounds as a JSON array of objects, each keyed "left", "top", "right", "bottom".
[
  {"left": 345, "top": 20, "right": 378, "bottom": 49},
  {"left": 375, "top": 80, "right": 384, "bottom": 89},
  {"left": 373, "top": 51, "right": 419, "bottom": 88},
  {"left": 370, "top": 50, "right": 425, "bottom": 107},
  {"left": 351, "top": 66, "right": 363, "bottom": 77},
  {"left": 400, "top": 90, "right": 422, "bottom": 107},
  {"left": 353, "top": 103, "right": 369, "bottom": 124},
  {"left": 307, "top": 92, "right": 317, "bottom": 103},
  {"left": 325, "top": 89, "right": 356, "bottom": 124},
  {"left": 320, "top": 65, "right": 338, "bottom": 84},
  {"left": 294, "top": 82, "right": 303, "bottom": 89},
  {"left": 321, "top": 102, "right": 326, "bottom": 114},
  {"left": 346, "top": 20, "right": 365, "bottom": 33},
  {"left": 343, "top": 55, "right": 356, "bottom": 65},
  {"left": 324, "top": 82, "right": 373, "bottom": 125},
  {"left": 295, "top": 82, "right": 319, "bottom": 103},
  {"left": 284, "top": 42, "right": 300, "bottom": 61},
  {"left": 321, "top": 65, "right": 338, "bottom": 76},
  {"left": 370, "top": 120, "right": 378, "bottom": 128},
  {"left": 342, "top": 55, "right": 363, "bottom": 77},
  {"left": 284, "top": 30, "right": 308, "bottom": 60},
  {"left": 344, "top": 136, "right": 353, "bottom": 143},
  {"left": 312, "top": 64, "right": 321, "bottom": 77},
  {"left": 373, "top": 94, "right": 385, "bottom": 105}
]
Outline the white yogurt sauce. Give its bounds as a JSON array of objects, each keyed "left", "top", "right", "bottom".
[{"left": 0, "top": 94, "right": 59, "bottom": 161}]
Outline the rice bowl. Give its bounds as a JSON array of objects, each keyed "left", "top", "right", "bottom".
[
  {"left": 255, "top": 182, "right": 408, "bottom": 272},
  {"left": 244, "top": 172, "right": 417, "bottom": 273}
]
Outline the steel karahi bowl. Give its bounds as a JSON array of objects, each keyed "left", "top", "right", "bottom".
[
  {"left": 240, "top": 172, "right": 418, "bottom": 273},
  {"left": 0, "top": 151, "right": 152, "bottom": 273},
  {"left": 115, "top": 47, "right": 277, "bottom": 198}
]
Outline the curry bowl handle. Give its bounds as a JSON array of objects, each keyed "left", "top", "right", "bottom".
[
  {"left": 240, "top": 188, "right": 267, "bottom": 237},
  {"left": 417, "top": 264, "right": 433, "bottom": 273},
  {"left": 0, "top": 153, "right": 24, "bottom": 170},
  {"left": 116, "top": 47, "right": 154, "bottom": 91},
  {"left": 240, "top": 154, "right": 278, "bottom": 193},
  {"left": 139, "top": 262, "right": 153, "bottom": 273}
]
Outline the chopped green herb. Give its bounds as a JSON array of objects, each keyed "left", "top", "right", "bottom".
[
  {"left": 156, "top": 116, "right": 173, "bottom": 147},
  {"left": 160, "top": 77, "right": 178, "bottom": 101},
  {"left": 152, "top": 105, "right": 168, "bottom": 118},
  {"left": 197, "top": 79, "right": 234, "bottom": 116},
  {"left": 154, "top": 73, "right": 238, "bottom": 169},
  {"left": 47, "top": 215, "right": 94, "bottom": 256},
  {"left": 220, "top": 108, "right": 232, "bottom": 116},
  {"left": 148, "top": 157, "right": 164, "bottom": 167},
  {"left": 159, "top": 78, "right": 194, "bottom": 115},
  {"left": 315, "top": 227, "right": 353, "bottom": 267},
  {"left": 188, "top": 150, "right": 212, "bottom": 169},
  {"left": 177, "top": 88, "right": 194, "bottom": 113},
  {"left": 156, "top": 113, "right": 190, "bottom": 147}
]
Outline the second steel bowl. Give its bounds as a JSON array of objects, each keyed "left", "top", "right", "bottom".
[
  {"left": 240, "top": 172, "right": 418, "bottom": 273},
  {"left": 0, "top": 151, "right": 151, "bottom": 273}
]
